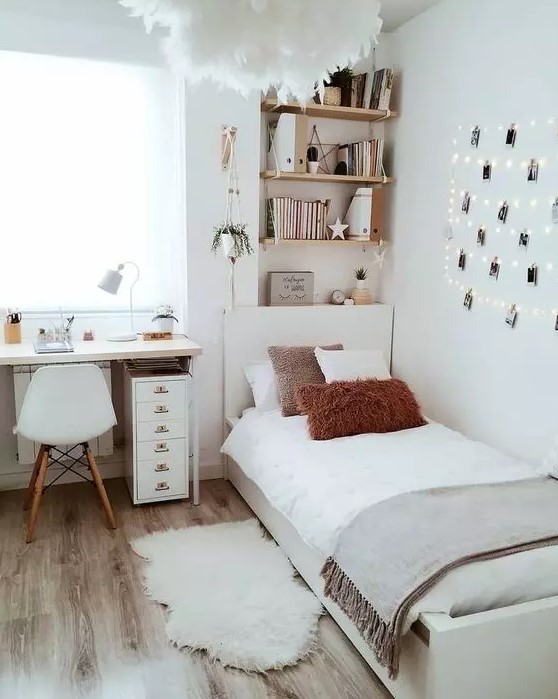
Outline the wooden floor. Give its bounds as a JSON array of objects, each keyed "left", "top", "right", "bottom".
[{"left": 0, "top": 478, "right": 391, "bottom": 699}]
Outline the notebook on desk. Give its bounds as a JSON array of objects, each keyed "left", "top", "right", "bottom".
[{"left": 34, "top": 339, "right": 74, "bottom": 354}]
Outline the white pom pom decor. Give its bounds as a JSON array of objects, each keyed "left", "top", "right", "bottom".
[{"left": 119, "top": 0, "right": 382, "bottom": 100}]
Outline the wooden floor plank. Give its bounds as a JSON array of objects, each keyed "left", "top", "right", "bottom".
[{"left": 0, "top": 478, "right": 391, "bottom": 698}]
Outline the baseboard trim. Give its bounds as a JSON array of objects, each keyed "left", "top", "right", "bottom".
[{"left": 0, "top": 460, "right": 223, "bottom": 492}]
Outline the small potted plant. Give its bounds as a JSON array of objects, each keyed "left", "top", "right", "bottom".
[
  {"left": 307, "top": 145, "right": 319, "bottom": 174},
  {"left": 324, "top": 66, "right": 353, "bottom": 106},
  {"left": 354, "top": 267, "right": 369, "bottom": 289},
  {"left": 152, "top": 304, "right": 178, "bottom": 333},
  {"left": 211, "top": 222, "right": 254, "bottom": 259},
  {"left": 351, "top": 267, "right": 372, "bottom": 305}
]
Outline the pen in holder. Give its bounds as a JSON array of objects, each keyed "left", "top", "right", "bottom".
[{"left": 4, "top": 309, "right": 22, "bottom": 344}]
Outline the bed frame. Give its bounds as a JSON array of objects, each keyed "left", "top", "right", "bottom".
[{"left": 223, "top": 306, "right": 558, "bottom": 699}]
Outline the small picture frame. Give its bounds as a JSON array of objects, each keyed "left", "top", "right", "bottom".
[
  {"left": 527, "top": 158, "right": 539, "bottom": 182},
  {"left": 518, "top": 229, "right": 530, "bottom": 249},
  {"left": 497, "top": 201, "right": 509, "bottom": 223},
  {"left": 458, "top": 249, "right": 467, "bottom": 270},
  {"left": 489, "top": 257, "right": 500, "bottom": 280},
  {"left": 505, "top": 304, "right": 518, "bottom": 328},
  {"left": 463, "top": 288, "right": 473, "bottom": 310},
  {"left": 527, "top": 263, "right": 538, "bottom": 286},
  {"left": 505, "top": 123, "right": 517, "bottom": 148},
  {"left": 552, "top": 198, "right": 558, "bottom": 224},
  {"left": 471, "top": 125, "right": 481, "bottom": 148},
  {"left": 482, "top": 160, "right": 492, "bottom": 181},
  {"left": 476, "top": 226, "right": 486, "bottom": 246},
  {"left": 462, "top": 192, "right": 471, "bottom": 214}
]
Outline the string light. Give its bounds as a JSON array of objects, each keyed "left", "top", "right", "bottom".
[{"left": 446, "top": 118, "right": 558, "bottom": 326}]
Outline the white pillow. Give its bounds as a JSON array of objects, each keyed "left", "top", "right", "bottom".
[
  {"left": 243, "top": 360, "right": 280, "bottom": 412},
  {"left": 314, "top": 348, "right": 391, "bottom": 383}
]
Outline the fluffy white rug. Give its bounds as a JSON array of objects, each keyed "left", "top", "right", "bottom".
[{"left": 130, "top": 519, "right": 323, "bottom": 672}]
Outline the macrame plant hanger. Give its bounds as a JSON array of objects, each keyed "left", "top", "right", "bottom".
[{"left": 223, "top": 126, "right": 242, "bottom": 309}]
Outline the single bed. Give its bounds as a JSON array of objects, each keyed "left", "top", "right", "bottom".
[{"left": 222, "top": 306, "right": 558, "bottom": 699}]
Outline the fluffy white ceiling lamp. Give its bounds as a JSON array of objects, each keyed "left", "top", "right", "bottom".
[{"left": 119, "top": 0, "right": 383, "bottom": 101}]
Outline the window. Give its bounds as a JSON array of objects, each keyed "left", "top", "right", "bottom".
[{"left": 0, "top": 51, "right": 185, "bottom": 312}]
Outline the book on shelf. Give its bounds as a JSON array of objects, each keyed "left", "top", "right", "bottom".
[
  {"left": 266, "top": 197, "right": 332, "bottom": 241},
  {"left": 369, "top": 68, "right": 394, "bottom": 111},
  {"left": 335, "top": 138, "right": 384, "bottom": 178},
  {"left": 350, "top": 73, "right": 367, "bottom": 108}
]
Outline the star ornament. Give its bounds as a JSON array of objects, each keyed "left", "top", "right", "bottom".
[
  {"left": 328, "top": 217, "right": 348, "bottom": 240},
  {"left": 373, "top": 248, "right": 387, "bottom": 269}
]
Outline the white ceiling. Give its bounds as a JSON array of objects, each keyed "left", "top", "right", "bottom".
[
  {"left": 379, "top": 0, "right": 442, "bottom": 31},
  {"left": 5, "top": 0, "right": 443, "bottom": 34}
]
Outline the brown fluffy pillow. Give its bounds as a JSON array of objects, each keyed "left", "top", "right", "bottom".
[
  {"left": 296, "top": 378, "right": 426, "bottom": 440},
  {"left": 268, "top": 344, "right": 343, "bottom": 417}
]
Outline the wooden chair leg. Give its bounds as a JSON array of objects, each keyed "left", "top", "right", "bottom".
[
  {"left": 23, "top": 445, "right": 46, "bottom": 511},
  {"left": 84, "top": 445, "right": 116, "bottom": 530},
  {"left": 26, "top": 449, "right": 49, "bottom": 543}
]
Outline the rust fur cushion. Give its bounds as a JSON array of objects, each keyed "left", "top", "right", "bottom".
[
  {"left": 296, "top": 378, "right": 427, "bottom": 440},
  {"left": 268, "top": 344, "right": 343, "bottom": 417}
]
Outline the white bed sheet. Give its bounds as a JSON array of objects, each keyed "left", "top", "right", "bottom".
[{"left": 221, "top": 409, "right": 558, "bottom": 628}]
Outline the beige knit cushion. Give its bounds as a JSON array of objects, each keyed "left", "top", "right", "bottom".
[{"left": 267, "top": 344, "right": 343, "bottom": 417}]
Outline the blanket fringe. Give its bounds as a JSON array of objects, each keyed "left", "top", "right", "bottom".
[{"left": 321, "top": 557, "right": 401, "bottom": 679}]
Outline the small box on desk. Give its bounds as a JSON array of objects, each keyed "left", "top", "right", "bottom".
[
  {"left": 4, "top": 323, "right": 21, "bottom": 344},
  {"left": 268, "top": 272, "right": 314, "bottom": 306}
]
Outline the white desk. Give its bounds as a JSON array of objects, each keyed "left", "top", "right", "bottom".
[
  {"left": 0, "top": 336, "right": 203, "bottom": 504},
  {"left": 0, "top": 337, "right": 202, "bottom": 366}
]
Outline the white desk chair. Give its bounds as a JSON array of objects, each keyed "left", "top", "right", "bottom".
[{"left": 16, "top": 364, "right": 117, "bottom": 542}]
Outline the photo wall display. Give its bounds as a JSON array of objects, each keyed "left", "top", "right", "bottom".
[{"left": 444, "top": 117, "right": 558, "bottom": 330}]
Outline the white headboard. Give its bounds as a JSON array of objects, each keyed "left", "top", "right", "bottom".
[{"left": 224, "top": 304, "right": 394, "bottom": 418}]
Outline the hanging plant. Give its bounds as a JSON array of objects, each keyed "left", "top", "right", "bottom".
[{"left": 211, "top": 222, "right": 254, "bottom": 259}]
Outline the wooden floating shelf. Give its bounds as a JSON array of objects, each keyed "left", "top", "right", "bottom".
[
  {"left": 260, "top": 238, "right": 384, "bottom": 247},
  {"left": 261, "top": 170, "right": 394, "bottom": 185},
  {"left": 261, "top": 99, "right": 397, "bottom": 123}
]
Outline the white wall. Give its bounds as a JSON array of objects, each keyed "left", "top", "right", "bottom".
[
  {"left": 0, "top": 0, "right": 260, "bottom": 483},
  {"left": 184, "top": 86, "right": 259, "bottom": 469},
  {"left": 387, "top": 0, "right": 558, "bottom": 463}
]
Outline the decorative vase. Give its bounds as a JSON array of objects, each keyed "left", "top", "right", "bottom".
[
  {"left": 158, "top": 317, "right": 174, "bottom": 333},
  {"left": 307, "top": 161, "right": 319, "bottom": 174},
  {"left": 323, "top": 86, "right": 341, "bottom": 106},
  {"left": 356, "top": 279, "right": 367, "bottom": 290},
  {"left": 221, "top": 232, "right": 235, "bottom": 258}
]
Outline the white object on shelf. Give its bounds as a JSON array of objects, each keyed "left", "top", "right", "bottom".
[
  {"left": 124, "top": 370, "right": 190, "bottom": 505},
  {"left": 267, "top": 113, "right": 307, "bottom": 173},
  {"left": 345, "top": 187, "right": 381, "bottom": 241}
]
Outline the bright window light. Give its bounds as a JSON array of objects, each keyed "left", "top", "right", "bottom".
[{"left": 0, "top": 51, "right": 183, "bottom": 311}]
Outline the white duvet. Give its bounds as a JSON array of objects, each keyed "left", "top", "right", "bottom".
[{"left": 221, "top": 410, "right": 558, "bottom": 628}]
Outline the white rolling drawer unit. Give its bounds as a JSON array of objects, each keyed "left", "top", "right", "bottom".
[{"left": 124, "top": 371, "right": 190, "bottom": 504}]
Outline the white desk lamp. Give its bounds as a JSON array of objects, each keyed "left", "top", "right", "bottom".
[{"left": 97, "top": 262, "right": 140, "bottom": 342}]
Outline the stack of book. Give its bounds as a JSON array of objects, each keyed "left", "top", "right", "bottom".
[
  {"left": 336, "top": 139, "right": 384, "bottom": 178},
  {"left": 266, "top": 197, "right": 331, "bottom": 241},
  {"left": 369, "top": 68, "right": 394, "bottom": 110}
]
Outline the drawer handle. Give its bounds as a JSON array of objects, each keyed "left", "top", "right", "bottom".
[
  {"left": 154, "top": 405, "right": 169, "bottom": 414},
  {"left": 155, "top": 481, "right": 170, "bottom": 491},
  {"left": 155, "top": 463, "right": 169, "bottom": 472},
  {"left": 154, "top": 443, "right": 169, "bottom": 453},
  {"left": 154, "top": 385, "right": 169, "bottom": 394},
  {"left": 155, "top": 425, "right": 169, "bottom": 433}
]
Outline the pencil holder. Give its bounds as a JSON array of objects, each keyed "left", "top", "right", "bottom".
[{"left": 4, "top": 323, "right": 22, "bottom": 344}]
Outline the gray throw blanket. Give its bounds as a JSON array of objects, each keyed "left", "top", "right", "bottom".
[{"left": 321, "top": 476, "right": 558, "bottom": 679}]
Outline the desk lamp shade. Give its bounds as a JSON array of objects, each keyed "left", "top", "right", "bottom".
[
  {"left": 97, "top": 267, "right": 124, "bottom": 296},
  {"left": 97, "top": 262, "right": 140, "bottom": 342}
]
